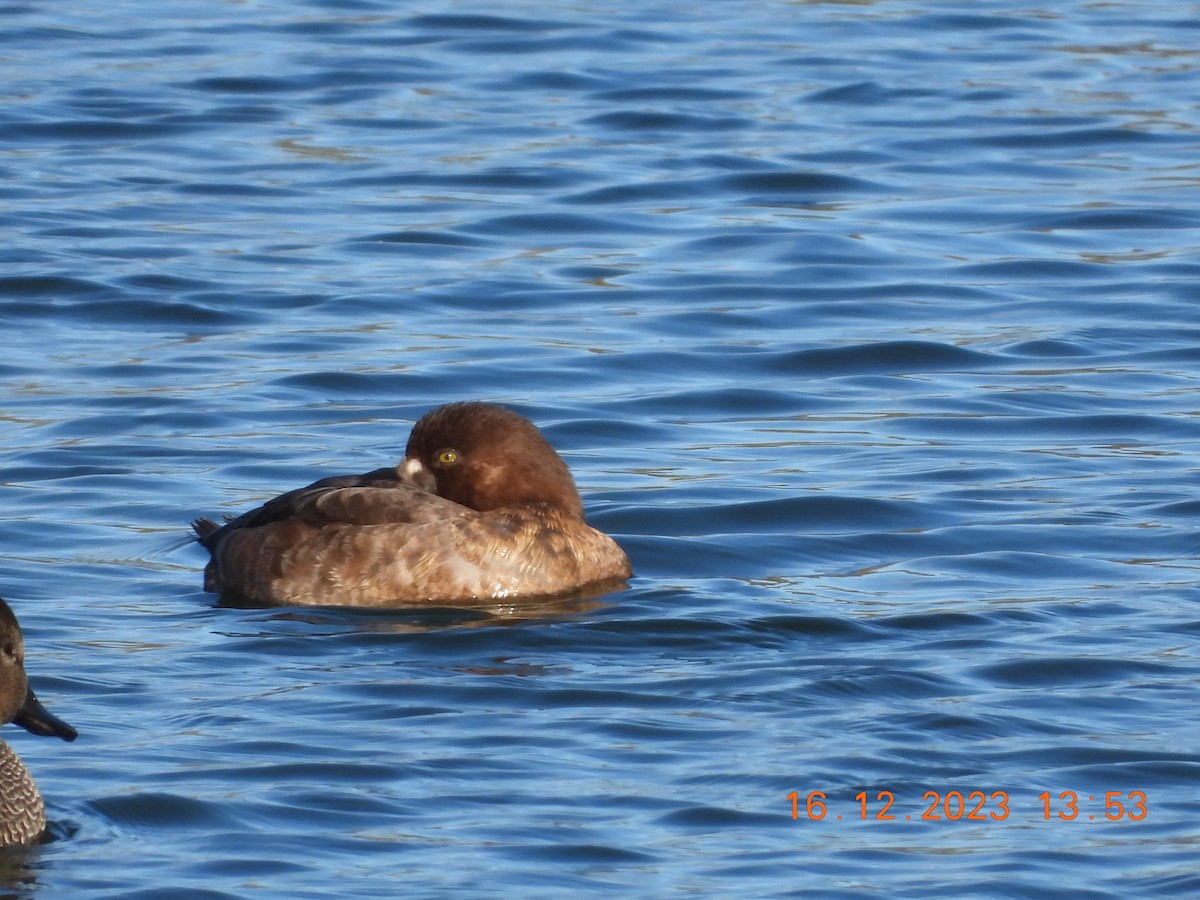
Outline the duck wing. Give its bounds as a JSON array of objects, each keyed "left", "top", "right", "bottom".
[{"left": 194, "top": 467, "right": 461, "bottom": 549}]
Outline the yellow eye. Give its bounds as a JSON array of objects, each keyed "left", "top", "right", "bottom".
[{"left": 436, "top": 448, "right": 460, "bottom": 466}]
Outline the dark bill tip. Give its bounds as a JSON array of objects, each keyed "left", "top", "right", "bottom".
[{"left": 13, "top": 687, "right": 77, "bottom": 743}]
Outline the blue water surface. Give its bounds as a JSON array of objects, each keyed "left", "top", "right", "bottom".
[{"left": 2, "top": 0, "right": 1199, "bottom": 896}]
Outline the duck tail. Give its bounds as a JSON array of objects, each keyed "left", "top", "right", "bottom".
[{"left": 192, "top": 517, "right": 220, "bottom": 543}]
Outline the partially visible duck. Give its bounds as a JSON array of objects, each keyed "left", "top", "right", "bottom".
[
  {"left": 0, "top": 597, "right": 77, "bottom": 847},
  {"left": 193, "top": 401, "right": 632, "bottom": 607}
]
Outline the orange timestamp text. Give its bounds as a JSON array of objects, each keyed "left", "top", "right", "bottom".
[{"left": 787, "top": 790, "right": 1148, "bottom": 822}]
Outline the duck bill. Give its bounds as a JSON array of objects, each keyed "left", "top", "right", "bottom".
[
  {"left": 398, "top": 457, "right": 437, "bottom": 493},
  {"left": 13, "top": 686, "right": 77, "bottom": 742}
]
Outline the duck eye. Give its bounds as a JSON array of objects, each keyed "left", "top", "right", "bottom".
[{"left": 436, "top": 448, "right": 460, "bottom": 466}]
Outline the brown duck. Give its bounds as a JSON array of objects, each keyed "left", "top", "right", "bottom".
[
  {"left": 193, "top": 402, "right": 632, "bottom": 607},
  {"left": 0, "top": 597, "right": 77, "bottom": 847}
]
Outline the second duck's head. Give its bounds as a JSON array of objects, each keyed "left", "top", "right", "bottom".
[{"left": 400, "top": 402, "right": 584, "bottom": 517}]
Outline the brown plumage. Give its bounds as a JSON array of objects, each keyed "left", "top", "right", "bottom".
[
  {"left": 192, "top": 402, "right": 632, "bottom": 607},
  {"left": 0, "top": 597, "right": 77, "bottom": 847}
]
